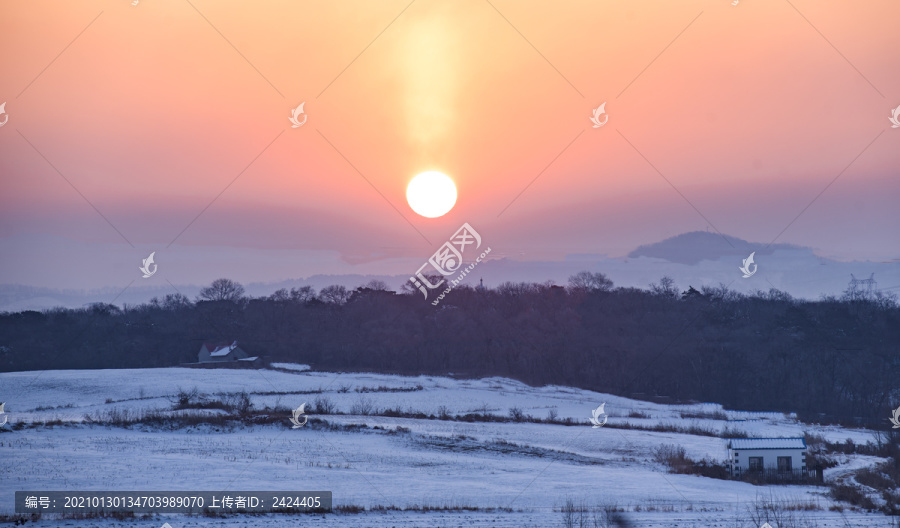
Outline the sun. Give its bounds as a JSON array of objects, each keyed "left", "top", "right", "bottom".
[{"left": 406, "top": 171, "right": 457, "bottom": 218}]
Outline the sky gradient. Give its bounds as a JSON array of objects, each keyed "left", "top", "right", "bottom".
[{"left": 1, "top": 0, "right": 898, "bottom": 291}]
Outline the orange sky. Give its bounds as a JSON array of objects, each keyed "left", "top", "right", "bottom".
[{"left": 1, "top": 0, "right": 898, "bottom": 288}]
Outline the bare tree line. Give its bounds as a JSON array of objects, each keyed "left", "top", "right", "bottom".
[{"left": 1, "top": 273, "right": 897, "bottom": 426}]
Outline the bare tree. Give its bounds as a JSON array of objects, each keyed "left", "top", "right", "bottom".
[
  {"left": 568, "top": 271, "right": 614, "bottom": 293},
  {"left": 700, "top": 283, "right": 743, "bottom": 302},
  {"left": 746, "top": 492, "right": 799, "bottom": 528},
  {"left": 497, "top": 281, "right": 541, "bottom": 295},
  {"left": 269, "top": 287, "right": 315, "bottom": 304},
  {"left": 363, "top": 279, "right": 389, "bottom": 291},
  {"left": 841, "top": 286, "right": 898, "bottom": 309},
  {"left": 319, "top": 285, "right": 350, "bottom": 305},
  {"left": 268, "top": 288, "right": 290, "bottom": 302},
  {"left": 289, "top": 286, "right": 316, "bottom": 303},
  {"left": 161, "top": 292, "right": 192, "bottom": 309},
  {"left": 198, "top": 278, "right": 245, "bottom": 302},
  {"left": 400, "top": 272, "right": 446, "bottom": 296},
  {"left": 756, "top": 287, "right": 794, "bottom": 303},
  {"left": 649, "top": 276, "right": 679, "bottom": 298}
]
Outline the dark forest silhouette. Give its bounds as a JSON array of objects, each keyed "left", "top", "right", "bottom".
[{"left": 1, "top": 273, "right": 898, "bottom": 426}]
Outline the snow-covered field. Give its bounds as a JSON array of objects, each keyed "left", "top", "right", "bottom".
[{"left": 0, "top": 366, "right": 891, "bottom": 527}]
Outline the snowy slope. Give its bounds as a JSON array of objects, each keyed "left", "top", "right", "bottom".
[{"left": 0, "top": 366, "right": 888, "bottom": 527}]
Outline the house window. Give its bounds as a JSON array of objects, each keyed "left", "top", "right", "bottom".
[
  {"left": 748, "top": 457, "right": 763, "bottom": 470},
  {"left": 777, "top": 456, "right": 792, "bottom": 472}
]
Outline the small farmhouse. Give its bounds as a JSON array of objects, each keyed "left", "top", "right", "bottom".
[
  {"left": 197, "top": 341, "right": 255, "bottom": 363},
  {"left": 727, "top": 437, "right": 807, "bottom": 478}
]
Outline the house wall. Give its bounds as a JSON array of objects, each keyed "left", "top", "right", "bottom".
[
  {"left": 729, "top": 448, "right": 806, "bottom": 473},
  {"left": 225, "top": 348, "right": 249, "bottom": 361},
  {"left": 198, "top": 347, "right": 212, "bottom": 362}
]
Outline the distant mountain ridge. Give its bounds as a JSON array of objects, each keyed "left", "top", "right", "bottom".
[
  {"left": 628, "top": 231, "right": 802, "bottom": 265},
  {"left": 1, "top": 231, "right": 895, "bottom": 312}
]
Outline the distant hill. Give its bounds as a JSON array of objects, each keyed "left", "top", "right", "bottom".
[
  {"left": 1, "top": 231, "right": 894, "bottom": 311},
  {"left": 628, "top": 231, "right": 802, "bottom": 265}
]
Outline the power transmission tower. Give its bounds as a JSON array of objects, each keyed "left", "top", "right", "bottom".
[{"left": 848, "top": 273, "right": 877, "bottom": 296}]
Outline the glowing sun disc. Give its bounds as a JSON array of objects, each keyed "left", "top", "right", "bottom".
[{"left": 406, "top": 171, "right": 457, "bottom": 218}]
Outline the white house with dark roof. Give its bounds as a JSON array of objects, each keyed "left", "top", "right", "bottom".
[
  {"left": 197, "top": 341, "right": 255, "bottom": 363},
  {"left": 727, "top": 437, "right": 807, "bottom": 477}
]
